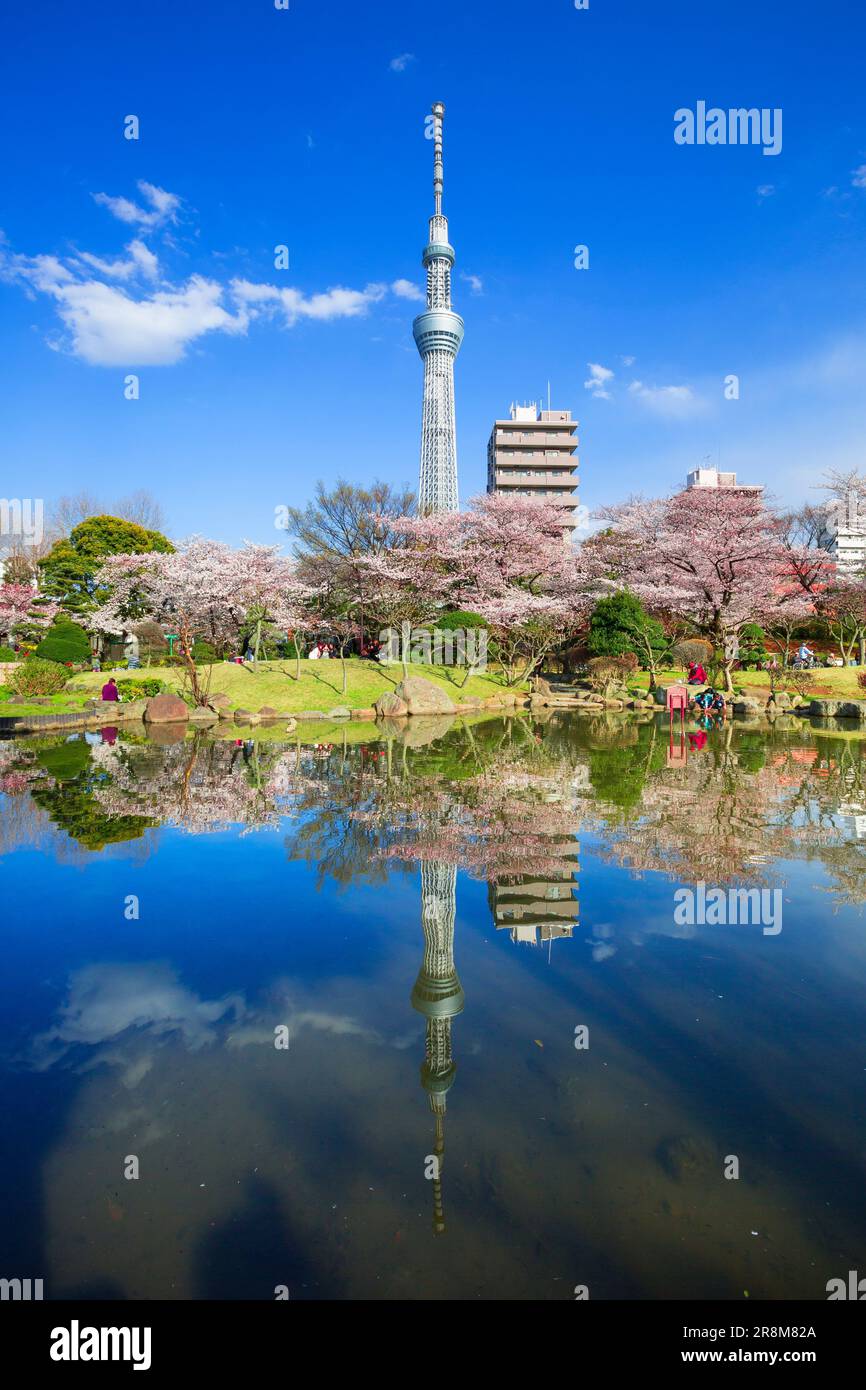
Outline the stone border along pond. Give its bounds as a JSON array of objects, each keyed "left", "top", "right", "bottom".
[{"left": 3, "top": 673, "right": 866, "bottom": 737}]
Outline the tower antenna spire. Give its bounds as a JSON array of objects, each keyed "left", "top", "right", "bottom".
[{"left": 433, "top": 100, "right": 444, "bottom": 216}]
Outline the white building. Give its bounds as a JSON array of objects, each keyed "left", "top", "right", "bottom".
[
  {"left": 818, "top": 492, "right": 866, "bottom": 577},
  {"left": 685, "top": 466, "right": 763, "bottom": 495},
  {"left": 487, "top": 403, "right": 580, "bottom": 530}
]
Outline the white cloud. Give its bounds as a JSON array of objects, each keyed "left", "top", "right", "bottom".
[
  {"left": 389, "top": 53, "right": 415, "bottom": 72},
  {"left": 2, "top": 248, "right": 247, "bottom": 364},
  {"left": 391, "top": 277, "right": 424, "bottom": 301},
  {"left": 460, "top": 270, "right": 483, "bottom": 295},
  {"left": 2, "top": 185, "right": 413, "bottom": 365},
  {"left": 6, "top": 253, "right": 75, "bottom": 292},
  {"left": 74, "top": 239, "right": 159, "bottom": 281},
  {"left": 54, "top": 276, "right": 248, "bottom": 366},
  {"left": 628, "top": 379, "right": 703, "bottom": 418},
  {"left": 93, "top": 180, "right": 181, "bottom": 228},
  {"left": 620, "top": 354, "right": 635, "bottom": 367},
  {"left": 584, "top": 362, "right": 614, "bottom": 399},
  {"left": 231, "top": 278, "right": 389, "bottom": 325},
  {"left": 757, "top": 183, "right": 776, "bottom": 200},
  {"left": 852, "top": 164, "right": 866, "bottom": 189}
]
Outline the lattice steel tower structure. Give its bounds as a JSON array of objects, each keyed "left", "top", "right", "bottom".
[
  {"left": 411, "top": 861, "right": 464, "bottom": 1234},
  {"left": 413, "top": 102, "right": 464, "bottom": 514}
]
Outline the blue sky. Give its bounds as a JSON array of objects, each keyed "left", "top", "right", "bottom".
[{"left": 1, "top": 0, "right": 865, "bottom": 545}]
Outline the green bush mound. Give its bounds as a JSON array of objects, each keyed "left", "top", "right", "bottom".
[
  {"left": 10, "top": 657, "right": 70, "bottom": 696},
  {"left": 35, "top": 616, "right": 92, "bottom": 665},
  {"left": 114, "top": 678, "right": 167, "bottom": 700},
  {"left": 0, "top": 645, "right": 19, "bottom": 662},
  {"left": 738, "top": 623, "right": 769, "bottom": 670},
  {"left": 437, "top": 610, "right": 488, "bottom": 631}
]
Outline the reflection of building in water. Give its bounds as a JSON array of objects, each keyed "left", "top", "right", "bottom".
[
  {"left": 411, "top": 861, "right": 464, "bottom": 1235},
  {"left": 838, "top": 802, "right": 866, "bottom": 840},
  {"left": 488, "top": 835, "right": 579, "bottom": 950}
]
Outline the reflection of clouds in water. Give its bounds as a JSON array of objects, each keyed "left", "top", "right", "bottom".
[
  {"left": 30, "top": 962, "right": 245, "bottom": 1073},
  {"left": 226, "top": 1010, "right": 379, "bottom": 1049},
  {"left": 30, "top": 964, "right": 409, "bottom": 1076},
  {"left": 583, "top": 912, "right": 698, "bottom": 962},
  {"left": 585, "top": 920, "right": 618, "bottom": 962},
  {"left": 592, "top": 943, "right": 617, "bottom": 962}
]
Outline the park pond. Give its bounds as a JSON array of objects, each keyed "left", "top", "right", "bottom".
[{"left": 1, "top": 709, "right": 866, "bottom": 1300}]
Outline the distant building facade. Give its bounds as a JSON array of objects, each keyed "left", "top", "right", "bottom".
[
  {"left": 818, "top": 491, "right": 866, "bottom": 577},
  {"left": 486, "top": 403, "right": 579, "bottom": 530},
  {"left": 685, "top": 466, "right": 763, "bottom": 495}
]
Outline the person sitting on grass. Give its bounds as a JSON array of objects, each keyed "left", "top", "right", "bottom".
[
  {"left": 101, "top": 677, "right": 120, "bottom": 702},
  {"left": 687, "top": 660, "right": 707, "bottom": 685}
]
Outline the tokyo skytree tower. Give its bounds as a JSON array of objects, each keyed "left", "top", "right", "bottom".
[{"left": 413, "top": 102, "right": 464, "bottom": 514}]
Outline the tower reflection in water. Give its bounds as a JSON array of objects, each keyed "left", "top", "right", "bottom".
[
  {"left": 411, "top": 834, "right": 579, "bottom": 1232},
  {"left": 411, "top": 862, "right": 464, "bottom": 1235}
]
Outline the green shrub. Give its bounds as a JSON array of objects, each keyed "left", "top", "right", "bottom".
[
  {"left": 0, "top": 645, "right": 19, "bottom": 662},
  {"left": 10, "top": 657, "right": 69, "bottom": 696},
  {"left": 35, "top": 616, "right": 92, "bottom": 665},
  {"left": 588, "top": 590, "right": 666, "bottom": 665},
  {"left": 436, "top": 610, "right": 488, "bottom": 631},
  {"left": 114, "top": 677, "right": 167, "bottom": 700},
  {"left": 738, "top": 623, "right": 768, "bottom": 670}
]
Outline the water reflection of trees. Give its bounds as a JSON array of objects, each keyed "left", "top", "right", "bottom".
[
  {"left": 89, "top": 737, "right": 296, "bottom": 836},
  {"left": 585, "top": 722, "right": 866, "bottom": 904},
  {"left": 2, "top": 718, "right": 866, "bottom": 908},
  {"left": 0, "top": 736, "right": 155, "bottom": 853},
  {"left": 282, "top": 719, "right": 583, "bottom": 889}
]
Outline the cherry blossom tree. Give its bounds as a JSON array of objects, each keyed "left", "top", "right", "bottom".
[
  {"left": 0, "top": 583, "right": 58, "bottom": 645},
  {"left": 357, "top": 494, "right": 586, "bottom": 684},
  {"left": 582, "top": 489, "right": 796, "bottom": 692},
  {"left": 758, "top": 588, "right": 816, "bottom": 666},
  {"left": 91, "top": 539, "right": 303, "bottom": 704},
  {"left": 818, "top": 576, "right": 866, "bottom": 666}
]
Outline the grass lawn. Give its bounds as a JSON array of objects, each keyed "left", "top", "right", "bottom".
[
  {"left": 0, "top": 687, "right": 94, "bottom": 718},
  {"left": 60, "top": 658, "right": 522, "bottom": 715},
  {"left": 630, "top": 666, "right": 866, "bottom": 699}
]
